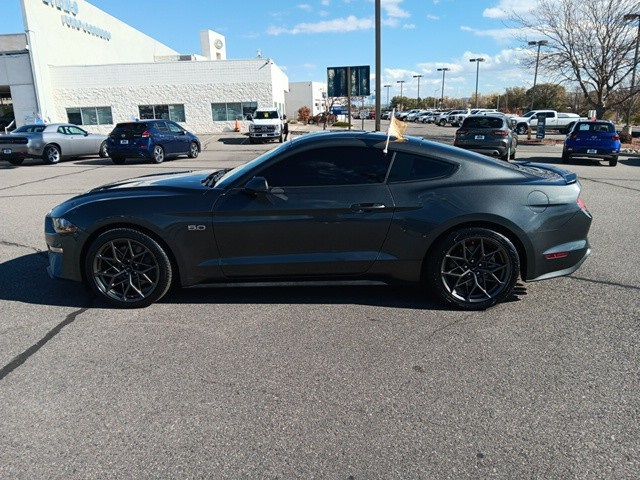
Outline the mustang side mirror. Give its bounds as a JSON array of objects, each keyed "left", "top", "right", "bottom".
[{"left": 244, "top": 176, "right": 269, "bottom": 195}]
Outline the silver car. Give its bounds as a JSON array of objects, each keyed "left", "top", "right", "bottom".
[{"left": 0, "top": 123, "right": 108, "bottom": 166}]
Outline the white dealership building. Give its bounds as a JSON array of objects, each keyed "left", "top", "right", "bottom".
[{"left": 0, "top": 0, "right": 289, "bottom": 133}]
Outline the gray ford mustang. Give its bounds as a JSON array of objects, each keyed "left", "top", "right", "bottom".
[
  {"left": 45, "top": 132, "right": 592, "bottom": 310},
  {"left": 0, "top": 123, "right": 108, "bottom": 166}
]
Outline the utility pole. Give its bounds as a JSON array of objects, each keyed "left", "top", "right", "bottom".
[
  {"left": 528, "top": 40, "right": 548, "bottom": 111},
  {"left": 437, "top": 67, "right": 450, "bottom": 109},
  {"left": 413, "top": 74, "right": 423, "bottom": 104},
  {"left": 384, "top": 84, "right": 391, "bottom": 108},
  {"left": 624, "top": 13, "right": 640, "bottom": 130},
  {"left": 397, "top": 80, "right": 405, "bottom": 110},
  {"left": 374, "top": 0, "right": 381, "bottom": 131},
  {"left": 469, "top": 58, "right": 485, "bottom": 108}
]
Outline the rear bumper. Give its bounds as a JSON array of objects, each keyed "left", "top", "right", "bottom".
[
  {"left": 527, "top": 243, "right": 591, "bottom": 282},
  {"left": 565, "top": 147, "right": 619, "bottom": 159},
  {"left": 107, "top": 145, "right": 153, "bottom": 159},
  {"left": 0, "top": 144, "right": 43, "bottom": 159},
  {"left": 454, "top": 142, "right": 509, "bottom": 157}
]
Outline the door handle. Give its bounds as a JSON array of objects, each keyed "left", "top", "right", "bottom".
[{"left": 350, "top": 203, "right": 387, "bottom": 212}]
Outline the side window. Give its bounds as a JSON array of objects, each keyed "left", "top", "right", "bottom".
[
  {"left": 259, "top": 146, "right": 391, "bottom": 187},
  {"left": 545, "top": 112, "right": 555, "bottom": 118},
  {"left": 57, "top": 126, "right": 69, "bottom": 135},
  {"left": 68, "top": 126, "right": 87, "bottom": 135},
  {"left": 167, "top": 122, "right": 183, "bottom": 133},
  {"left": 155, "top": 122, "right": 170, "bottom": 133},
  {"left": 388, "top": 152, "right": 456, "bottom": 183}
]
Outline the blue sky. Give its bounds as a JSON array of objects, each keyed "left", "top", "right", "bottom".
[{"left": 1, "top": 0, "right": 539, "bottom": 97}]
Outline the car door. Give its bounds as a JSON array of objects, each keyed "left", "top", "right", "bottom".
[
  {"left": 167, "top": 122, "right": 189, "bottom": 154},
  {"left": 212, "top": 144, "right": 395, "bottom": 278},
  {"left": 67, "top": 126, "right": 95, "bottom": 155},
  {"left": 55, "top": 126, "right": 78, "bottom": 156},
  {"left": 154, "top": 121, "right": 177, "bottom": 154}
]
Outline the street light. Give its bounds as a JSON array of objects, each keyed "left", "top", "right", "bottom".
[
  {"left": 384, "top": 84, "right": 391, "bottom": 107},
  {"left": 397, "top": 80, "right": 405, "bottom": 110},
  {"left": 375, "top": 0, "right": 381, "bottom": 131},
  {"left": 528, "top": 40, "right": 548, "bottom": 110},
  {"left": 469, "top": 58, "right": 485, "bottom": 108},
  {"left": 437, "top": 67, "right": 450, "bottom": 108},
  {"left": 413, "top": 74, "right": 423, "bottom": 102},
  {"left": 624, "top": 13, "right": 640, "bottom": 128}
]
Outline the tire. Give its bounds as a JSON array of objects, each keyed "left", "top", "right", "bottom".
[
  {"left": 516, "top": 124, "right": 528, "bottom": 135},
  {"left": 278, "top": 133, "right": 283, "bottom": 143},
  {"left": 609, "top": 156, "right": 618, "bottom": 167},
  {"left": 500, "top": 150, "right": 510, "bottom": 161},
  {"left": 425, "top": 227, "right": 520, "bottom": 310},
  {"left": 510, "top": 143, "right": 516, "bottom": 160},
  {"left": 188, "top": 141, "right": 199, "bottom": 158},
  {"left": 8, "top": 158, "right": 24, "bottom": 166},
  {"left": 561, "top": 149, "right": 571, "bottom": 163},
  {"left": 111, "top": 156, "right": 126, "bottom": 165},
  {"left": 438, "top": 119, "right": 447, "bottom": 126},
  {"left": 84, "top": 228, "right": 173, "bottom": 308},
  {"left": 151, "top": 145, "right": 165, "bottom": 164},
  {"left": 99, "top": 141, "right": 109, "bottom": 158},
  {"left": 42, "top": 144, "right": 61, "bottom": 165}
]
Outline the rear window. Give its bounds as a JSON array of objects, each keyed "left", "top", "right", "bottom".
[
  {"left": 388, "top": 152, "right": 456, "bottom": 182},
  {"left": 576, "top": 122, "right": 615, "bottom": 133},
  {"left": 14, "top": 125, "right": 46, "bottom": 133},
  {"left": 462, "top": 117, "right": 504, "bottom": 129},
  {"left": 254, "top": 111, "right": 279, "bottom": 120},
  {"left": 112, "top": 123, "right": 150, "bottom": 135}
]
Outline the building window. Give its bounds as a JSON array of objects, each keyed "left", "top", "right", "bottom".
[
  {"left": 138, "top": 104, "right": 186, "bottom": 122},
  {"left": 211, "top": 101, "right": 258, "bottom": 121},
  {"left": 66, "top": 107, "right": 113, "bottom": 126}
]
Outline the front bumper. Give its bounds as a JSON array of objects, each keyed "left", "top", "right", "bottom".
[
  {"left": 250, "top": 132, "right": 281, "bottom": 139},
  {"left": 45, "top": 216, "right": 85, "bottom": 282}
]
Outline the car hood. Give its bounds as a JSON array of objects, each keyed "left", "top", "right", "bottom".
[{"left": 252, "top": 119, "right": 281, "bottom": 126}]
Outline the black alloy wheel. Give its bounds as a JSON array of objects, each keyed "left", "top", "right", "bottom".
[
  {"left": 85, "top": 228, "right": 173, "bottom": 308},
  {"left": 427, "top": 227, "right": 520, "bottom": 310}
]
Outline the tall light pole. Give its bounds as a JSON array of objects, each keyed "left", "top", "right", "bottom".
[
  {"left": 374, "top": 0, "right": 381, "bottom": 131},
  {"left": 384, "top": 84, "right": 391, "bottom": 108},
  {"left": 437, "top": 67, "right": 450, "bottom": 108},
  {"left": 624, "top": 13, "right": 640, "bottom": 129},
  {"left": 397, "top": 80, "right": 405, "bottom": 110},
  {"left": 469, "top": 58, "right": 485, "bottom": 108},
  {"left": 528, "top": 40, "right": 548, "bottom": 110},
  {"left": 413, "top": 74, "right": 423, "bottom": 103}
]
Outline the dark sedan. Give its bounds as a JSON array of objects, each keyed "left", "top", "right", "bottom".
[
  {"left": 454, "top": 114, "right": 517, "bottom": 161},
  {"left": 106, "top": 120, "right": 200, "bottom": 164},
  {"left": 45, "top": 132, "right": 591, "bottom": 310}
]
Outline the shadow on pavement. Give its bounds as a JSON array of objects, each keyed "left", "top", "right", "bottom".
[
  {"left": 621, "top": 157, "right": 640, "bottom": 166},
  {"left": 2, "top": 253, "right": 526, "bottom": 310},
  {"left": 217, "top": 137, "right": 248, "bottom": 145}
]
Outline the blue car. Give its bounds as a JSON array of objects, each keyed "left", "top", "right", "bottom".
[
  {"left": 562, "top": 121, "right": 620, "bottom": 167},
  {"left": 107, "top": 120, "right": 200, "bottom": 165}
]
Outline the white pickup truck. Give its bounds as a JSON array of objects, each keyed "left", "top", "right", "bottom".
[
  {"left": 248, "top": 109, "right": 283, "bottom": 143},
  {"left": 511, "top": 110, "right": 587, "bottom": 135}
]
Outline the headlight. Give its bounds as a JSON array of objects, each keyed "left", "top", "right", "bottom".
[
  {"left": 249, "top": 124, "right": 255, "bottom": 131},
  {"left": 52, "top": 217, "right": 79, "bottom": 235}
]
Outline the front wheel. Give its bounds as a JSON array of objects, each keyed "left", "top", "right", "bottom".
[
  {"left": 42, "top": 145, "right": 61, "bottom": 165},
  {"left": 426, "top": 227, "right": 520, "bottom": 310},
  {"left": 84, "top": 228, "right": 173, "bottom": 308},
  {"left": 151, "top": 145, "right": 165, "bottom": 164},
  {"left": 278, "top": 134, "right": 283, "bottom": 143},
  {"left": 99, "top": 141, "right": 109, "bottom": 158},
  {"left": 609, "top": 156, "right": 618, "bottom": 167},
  {"left": 188, "top": 142, "right": 199, "bottom": 158},
  {"left": 510, "top": 146, "right": 516, "bottom": 160}
]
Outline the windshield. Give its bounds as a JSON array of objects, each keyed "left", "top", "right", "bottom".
[
  {"left": 212, "top": 143, "right": 290, "bottom": 188},
  {"left": 254, "top": 111, "right": 279, "bottom": 120},
  {"left": 14, "top": 125, "right": 46, "bottom": 133},
  {"left": 575, "top": 122, "right": 615, "bottom": 133}
]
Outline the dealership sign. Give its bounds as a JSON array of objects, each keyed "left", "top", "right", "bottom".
[{"left": 42, "top": 0, "right": 112, "bottom": 41}]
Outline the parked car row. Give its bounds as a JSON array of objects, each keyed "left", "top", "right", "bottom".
[{"left": 0, "top": 120, "right": 201, "bottom": 166}]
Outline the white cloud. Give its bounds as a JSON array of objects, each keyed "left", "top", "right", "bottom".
[
  {"left": 321, "top": 0, "right": 331, "bottom": 5},
  {"left": 319, "top": 10, "right": 330, "bottom": 17},
  {"left": 297, "top": 3, "right": 313, "bottom": 11},
  {"left": 402, "top": 23, "right": 416, "bottom": 29},
  {"left": 483, "top": 0, "right": 537, "bottom": 19},
  {"left": 380, "top": 0, "right": 410, "bottom": 18},
  {"left": 460, "top": 25, "right": 523, "bottom": 43},
  {"left": 268, "top": 15, "right": 374, "bottom": 35},
  {"left": 426, "top": 14, "right": 440, "bottom": 21}
]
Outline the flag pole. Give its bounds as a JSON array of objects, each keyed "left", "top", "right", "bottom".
[{"left": 383, "top": 108, "right": 395, "bottom": 154}]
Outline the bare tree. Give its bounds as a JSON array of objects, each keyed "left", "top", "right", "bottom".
[{"left": 513, "top": 0, "right": 640, "bottom": 118}]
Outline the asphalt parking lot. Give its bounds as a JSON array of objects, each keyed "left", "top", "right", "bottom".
[{"left": 1, "top": 123, "right": 639, "bottom": 478}]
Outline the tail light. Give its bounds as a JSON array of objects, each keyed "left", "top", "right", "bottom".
[
  {"left": 577, "top": 197, "right": 588, "bottom": 213},
  {"left": 493, "top": 130, "right": 508, "bottom": 137},
  {"left": 545, "top": 252, "right": 569, "bottom": 260},
  {"left": 456, "top": 129, "right": 467, "bottom": 136},
  {"left": 141, "top": 130, "right": 151, "bottom": 138},
  {"left": 613, "top": 134, "right": 620, "bottom": 141}
]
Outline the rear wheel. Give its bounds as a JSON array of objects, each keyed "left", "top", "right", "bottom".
[
  {"left": 438, "top": 119, "right": 446, "bottom": 126},
  {"left": 84, "top": 228, "right": 173, "bottom": 308},
  {"left": 42, "top": 145, "right": 61, "bottom": 165},
  {"left": 516, "top": 124, "right": 528, "bottom": 135},
  {"left": 510, "top": 145, "right": 516, "bottom": 160},
  {"left": 609, "top": 156, "right": 618, "bottom": 167},
  {"left": 561, "top": 149, "right": 571, "bottom": 163},
  {"left": 111, "top": 156, "right": 125, "bottom": 165},
  {"left": 8, "top": 158, "right": 24, "bottom": 166},
  {"left": 188, "top": 142, "right": 199, "bottom": 158},
  {"left": 151, "top": 145, "right": 165, "bottom": 164},
  {"left": 426, "top": 227, "right": 520, "bottom": 310}
]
